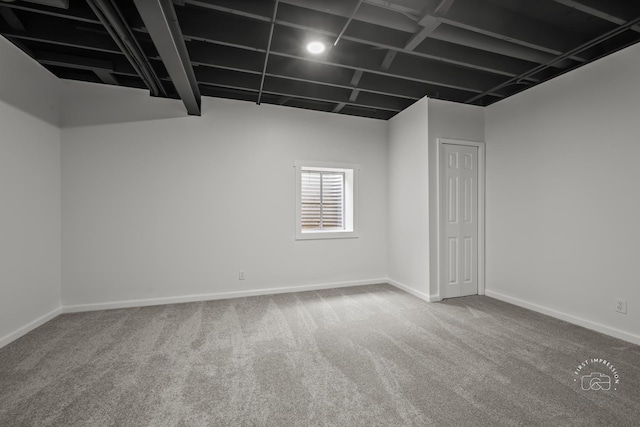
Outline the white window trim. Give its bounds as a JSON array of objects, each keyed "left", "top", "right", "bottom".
[{"left": 294, "top": 160, "right": 360, "bottom": 240}]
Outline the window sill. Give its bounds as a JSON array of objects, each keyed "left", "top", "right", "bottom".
[{"left": 295, "top": 230, "right": 359, "bottom": 240}]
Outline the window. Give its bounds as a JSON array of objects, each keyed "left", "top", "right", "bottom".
[{"left": 295, "top": 161, "right": 359, "bottom": 240}]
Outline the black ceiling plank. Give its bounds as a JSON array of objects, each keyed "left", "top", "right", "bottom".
[
  {"left": 415, "top": 38, "right": 540, "bottom": 79},
  {"left": 267, "top": 55, "right": 354, "bottom": 88},
  {"left": 195, "top": 65, "right": 262, "bottom": 90},
  {"left": 188, "top": 30, "right": 476, "bottom": 98},
  {"left": 270, "top": 47, "right": 502, "bottom": 97},
  {"left": 465, "top": 13, "right": 640, "bottom": 103},
  {"left": 344, "top": 20, "right": 411, "bottom": 49},
  {"left": 177, "top": 0, "right": 553, "bottom": 80},
  {"left": 2, "top": 24, "right": 121, "bottom": 55},
  {"left": 578, "top": 30, "right": 640, "bottom": 61},
  {"left": 355, "top": 91, "right": 414, "bottom": 111},
  {"left": 272, "top": 27, "right": 502, "bottom": 93},
  {"left": 441, "top": 0, "right": 588, "bottom": 57},
  {"left": 357, "top": 73, "right": 429, "bottom": 99},
  {"left": 175, "top": 5, "right": 270, "bottom": 51},
  {"left": 352, "top": 1, "right": 422, "bottom": 33},
  {"left": 338, "top": 105, "right": 395, "bottom": 120},
  {"left": 197, "top": 78, "right": 400, "bottom": 113},
  {"left": 35, "top": 51, "right": 113, "bottom": 71},
  {"left": 276, "top": 2, "right": 346, "bottom": 35},
  {"left": 263, "top": 76, "right": 401, "bottom": 111},
  {"left": 283, "top": 0, "right": 579, "bottom": 68},
  {"left": 0, "top": 7, "right": 26, "bottom": 32},
  {"left": 14, "top": 38, "right": 139, "bottom": 74},
  {"left": 0, "top": 2, "right": 99, "bottom": 25},
  {"left": 199, "top": 84, "right": 259, "bottom": 103},
  {"left": 181, "top": 22, "right": 505, "bottom": 97},
  {"left": 272, "top": 25, "right": 387, "bottom": 70},
  {"left": 197, "top": 54, "right": 420, "bottom": 101},
  {"left": 264, "top": 76, "right": 353, "bottom": 104},
  {"left": 428, "top": 25, "right": 579, "bottom": 68},
  {"left": 134, "top": 0, "right": 201, "bottom": 115},
  {"left": 184, "top": 0, "right": 274, "bottom": 22},
  {"left": 491, "top": 0, "right": 614, "bottom": 35},
  {"left": 263, "top": 96, "right": 337, "bottom": 113},
  {"left": 45, "top": 64, "right": 103, "bottom": 83},
  {"left": 187, "top": 41, "right": 264, "bottom": 73},
  {"left": 551, "top": 0, "right": 640, "bottom": 24},
  {"left": 179, "top": 0, "right": 584, "bottom": 75},
  {"left": 388, "top": 52, "right": 505, "bottom": 93}
]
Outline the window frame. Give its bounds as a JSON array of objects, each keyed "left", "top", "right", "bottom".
[{"left": 294, "top": 161, "right": 360, "bottom": 240}]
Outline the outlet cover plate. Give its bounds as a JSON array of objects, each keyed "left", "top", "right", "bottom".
[{"left": 616, "top": 299, "right": 627, "bottom": 314}]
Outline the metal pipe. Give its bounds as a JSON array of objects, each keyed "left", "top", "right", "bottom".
[
  {"left": 334, "top": 0, "right": 364, "bottom": 46},
  {"left": 257, "top": 0, "right": 279, "bottom": 105}
]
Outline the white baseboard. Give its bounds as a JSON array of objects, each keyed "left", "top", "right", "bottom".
[
  {"left": 0, "top": 307, "right": 62, "bottom": 349},
  {"left": 62, "top": 278, "right": 388, "bottom": 313},
  {"left": 387, "top": 279, "right": 440, "bottom": 302},
  {"left": 485, "top": 289, "right": 640, "bottom": 346}
]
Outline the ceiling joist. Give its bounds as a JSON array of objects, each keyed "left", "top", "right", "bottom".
[
  {"left": 551, "top": 0, "right": 640, "bottom": 33},
  {"left": 1, "top": 0, "right": 638, "bottom": 118}
]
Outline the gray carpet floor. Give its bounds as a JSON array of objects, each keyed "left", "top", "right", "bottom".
[{"left": 0, "top": 284, "right": 639, "bottom": 426}]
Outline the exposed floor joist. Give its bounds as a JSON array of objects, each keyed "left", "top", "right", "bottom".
[
  {"left": 551, "top": 0, "right": 640, "bottom": 33},
  {"left": 1, "top": 0, "right": 639, "bottom": 117}
]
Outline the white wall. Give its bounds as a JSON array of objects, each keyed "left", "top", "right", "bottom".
[
  {"left": 485, "top": 43, "right": 640, "bottom": 344},
  {"left": 61, "top": 84, "right": 388, "bottom": 308},
  {"left": 60, "top": 80, "right": 186, "bottom": 128},
  {"left": 428, "top": 99, "right": 485, "bottom": 298},
  {"left": 0, "top": 38, "right": 61, "bottom": 347},
  {"left": 387, "top": 98, "right": 431, "bottom": 299}
]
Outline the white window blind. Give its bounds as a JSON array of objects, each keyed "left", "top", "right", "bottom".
[{"left": 301, "top": 170, "right": 344, "bottom": 230}]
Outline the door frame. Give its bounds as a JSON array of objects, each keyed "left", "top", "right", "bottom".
[{"left": 436, "top": 138, "right": 486, "bottom": 299}]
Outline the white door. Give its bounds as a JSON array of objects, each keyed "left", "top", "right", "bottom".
[{"left": 441, "top": 143, "right": 478, "bottom": 299}]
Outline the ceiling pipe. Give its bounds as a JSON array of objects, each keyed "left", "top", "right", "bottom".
[
  {"left": 466, "top": 13, "right": 640, "bottom": 104},
  {"left": 86, "top": 0, "right": 166, "bottom": 97},
  {"left": 257, "top": 0, "right": 279, "bottom": 105},
  {"left": 334, "top": 0, "right": 364, "bottom": 46}
]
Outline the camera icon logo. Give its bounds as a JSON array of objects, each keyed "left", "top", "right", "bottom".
[{"left": 581, "top": 372, "right": 611, "bottom": 391}]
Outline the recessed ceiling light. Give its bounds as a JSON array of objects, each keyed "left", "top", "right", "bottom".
[{"left": 306, "top": 41, "right": 326, "bottom": 54}]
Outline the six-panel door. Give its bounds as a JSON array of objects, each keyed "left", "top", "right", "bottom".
[{"left": 442, "top": 144, "right": 478, "bottom": 298}]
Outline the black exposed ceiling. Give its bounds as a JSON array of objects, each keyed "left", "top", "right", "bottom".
[{"left": 1, "top": 0, "right": 639, "bottom": 120}]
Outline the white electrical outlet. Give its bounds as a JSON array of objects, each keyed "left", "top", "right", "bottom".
[
  {"left": 615, "top": 299, "right": 627, "bottom": 314},
  {"left": 238, "top": 270, "right": 245, "bottom": 280}
]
